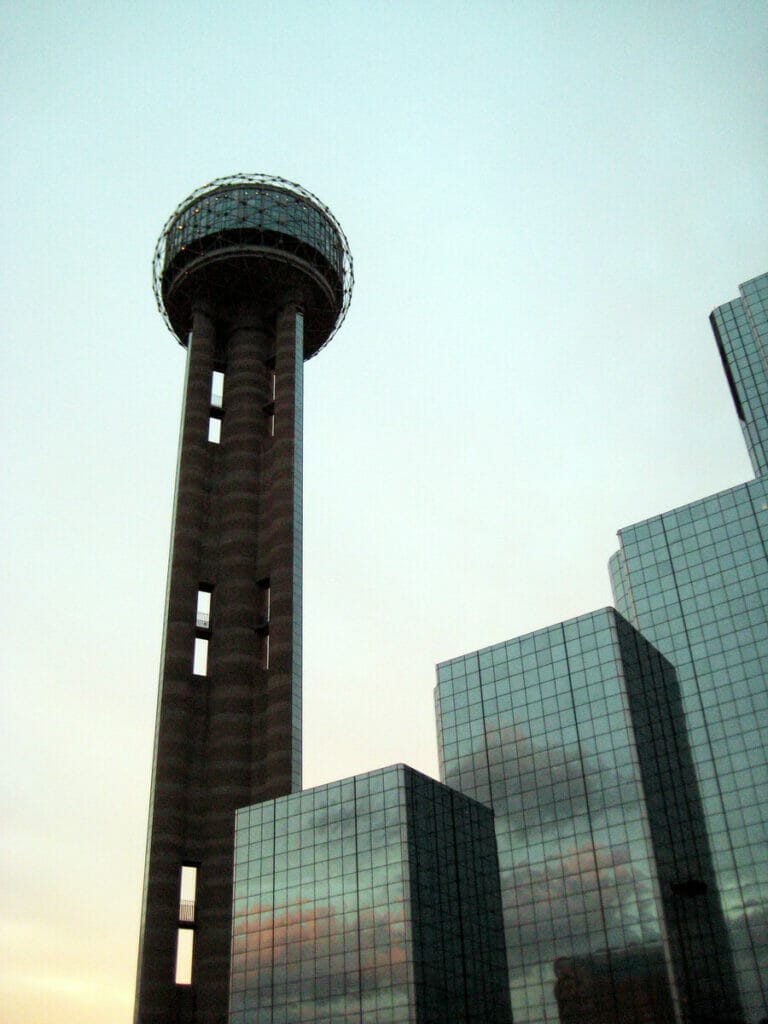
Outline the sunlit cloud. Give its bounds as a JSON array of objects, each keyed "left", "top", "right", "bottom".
[
  {"left": 231, "top": 898, "right": 410, "bottom": 1018},
  {"left": 447, "top": 722, "right": 641, "bottom": 833}
]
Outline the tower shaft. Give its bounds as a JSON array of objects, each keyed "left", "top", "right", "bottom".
[{"left": 135, "top": 300, "right": 304, "bottom": 1024}]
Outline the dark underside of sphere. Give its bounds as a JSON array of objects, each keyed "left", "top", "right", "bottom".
[{"left": 161, "top": 229, "right": 344, "bottom": 358}]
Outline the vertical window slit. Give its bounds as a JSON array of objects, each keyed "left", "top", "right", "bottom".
[
  {"left": 207, "top": 415, "right": 222, "bottom": 444},
  {"left": 263, "top": 368, "right": 276, "bottom": 437},
  {"left": 193, "top": 637, "right": 209, "bottom": 676},
  {"left": 196, "top": 587, "right": 213, "bottom": 631},
  {"left": 174, "top": 929, "right": 194, "bottom": 985},
  {"left": 175, "top": 865, "right": 197, "bottom": 984},
  {"left": 257, "top": 577, "right": 271, "bottom": 668},
  {"left": 210, "top": 370, "right": 225, "bottom": 410},
  {"left": 179, "top": 865, "right": 198, "bottom": 923}
]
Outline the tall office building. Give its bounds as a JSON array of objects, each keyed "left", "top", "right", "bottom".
[
  {"left": 230, "top": 765, "right": 513, "bottom": 1024},
  {"left": 435, "top": 608, "right": 742, "bottom": 1024},
  {"left": 134, "top": 176, "right": 352, "bottom": 1024},
  {"left": 610, "top": 273, "right": 768, "bottom": 1022}
]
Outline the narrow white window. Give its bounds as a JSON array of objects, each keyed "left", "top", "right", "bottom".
[
  {"left": 175, "top": 929, "right": 194, "bottom": 985},
  {"left": 179, "top": 865, "right": 198, "bottom": 923},
  {"left": 193, "top": 637, "right": 209, "bottom": 676},
  {"left": 207, "top": 416, "right": 221, "bottom": 444},
  {"left": 196, "top": 589, "right": 212, "bottom": 631},
  {"left": 210, "top": 370, "right": 225, "bottom": 409}
]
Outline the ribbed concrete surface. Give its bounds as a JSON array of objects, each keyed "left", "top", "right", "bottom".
[{"left": 135, "top": 299, "right": 304, "bottom": 1024}]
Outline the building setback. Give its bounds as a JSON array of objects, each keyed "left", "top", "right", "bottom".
[
  {"left": 230, "top": 765, "right": 513, "bottom": 1024},
  {"left": 436, "top": 608, "right": 742, "bottom": 1024},
  {"left": 134, "top": 176, "right": 352, "bottom": 1024}
]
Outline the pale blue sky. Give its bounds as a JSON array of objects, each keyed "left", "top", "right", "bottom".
[{"left": 1, "top": 3, "right": 766, "bottom": 1021}]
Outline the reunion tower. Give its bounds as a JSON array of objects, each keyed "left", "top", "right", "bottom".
[{"left": 135, "top": 175, "right": 353, "bottom": 1024}]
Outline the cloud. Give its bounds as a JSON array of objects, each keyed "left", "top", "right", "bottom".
[
  {"left": 443, "top": 723, "right": 658, "bottom": 974},
  {"left": 500, "top": 840, "right": 658, "bottom": 970},
  {"left": 445, "top": 722, "right": 641, "bottom": 835},
  {"left": 231, "top": 898, "right": 409, "bottom": 1020}
]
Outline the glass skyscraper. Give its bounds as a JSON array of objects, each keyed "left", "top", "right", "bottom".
[
  {"left": 229, "top": 765, "right": 512, "bottom": 1024},
  {"left": 609, "top": 273, "right": 768, "bottom": 1021},
  {"left": 610, "top": 481, "right": 768, "bottom": 1022},
  {"left": 435, "top": 608, "right": 741, "bottom": 1024}
]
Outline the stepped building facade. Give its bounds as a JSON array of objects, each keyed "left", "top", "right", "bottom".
[{"left": 610, "top": 273, "right": 768, "bottom": 1021}]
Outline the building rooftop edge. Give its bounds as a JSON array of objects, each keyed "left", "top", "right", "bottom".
[{"left": 434, "top": 605, "right": 622, "bottom": 674}]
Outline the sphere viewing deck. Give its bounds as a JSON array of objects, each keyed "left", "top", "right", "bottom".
[{"left": 153, "top": 174, "right": 353, "bottom": 358}]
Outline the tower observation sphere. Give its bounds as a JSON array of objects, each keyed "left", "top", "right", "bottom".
[
  {"left": 135, "top": 175, "right": 352, "bottom": 1024},
  {"left": 153, "top": 173, "right": 353, "bottom": 355}
]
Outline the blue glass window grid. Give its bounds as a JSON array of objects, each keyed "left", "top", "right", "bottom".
[
  {"left": 613, "top": 474, "right": 768, "bottom": 1021},
  {"left": 165, "top": 185, "right": 344, "bottom": 278},
  {"left": 436, "top": 608, "right": 742, "bottom": 1024},
  {"left": 230, "top": 766, "right": 511, "bottom": 1024}
]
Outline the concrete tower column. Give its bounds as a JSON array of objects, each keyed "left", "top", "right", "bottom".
[
  {"left": 260, "top": 297, "right": 304, "bottom": 798},
  {"left": 136, "top": 307, "right": 216, "bottom": 1022},
  {"left": 135, "top": 175, "right": 352, "bottom": 1024},
  {"left": 193, "top": 309, "right": 271, "bottom": 1021}
]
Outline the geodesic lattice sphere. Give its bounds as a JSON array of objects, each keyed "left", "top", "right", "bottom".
[{"left": 153, "top": 174, "right": 353, "bottom": 359}]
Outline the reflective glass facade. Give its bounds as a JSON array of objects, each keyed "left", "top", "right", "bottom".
[
  {"left": 165, "top": 183, "right": 345, "bottom": 279},
  {"left": 436, "top": 608, "right": 742, "bottom": 1024},
  {"left": 611, "top": 478, "right": 768, "bottom": 1022},
  {"left": 230, "top": 765, "right": 512, "bottom": 1024},
  {"left": 710, "top": 273, "right": 768, "bottom": 479}
]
